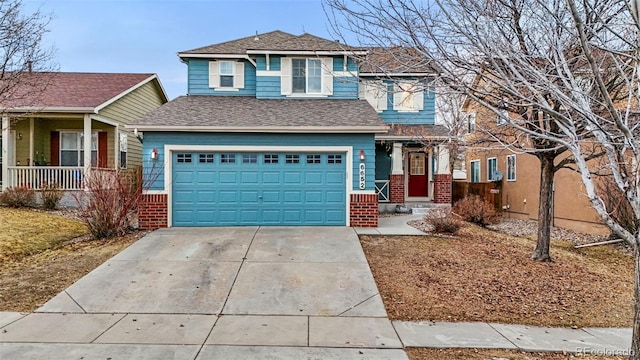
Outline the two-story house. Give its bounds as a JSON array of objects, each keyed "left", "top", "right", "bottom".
[{"left": 129, "top": 31, "right": 451, "bottom": 229}]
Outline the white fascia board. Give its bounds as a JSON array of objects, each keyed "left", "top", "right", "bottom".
[
  {"left": 95, "top": 74, "right": 167, "bottom": 112},
  {"left": 4, "top": 107, "right": 96, "bottom": 114},
  {"left": 246, "top": 50, "right": 368, "bottom": 56},
  {"left": 359, "top": 72, "right": 437, "bottom": 77},
  {"left": 125, "top": 125, "right": 390, "bottom": 133},
  {"left": 375, "top": 135, "right": 450, "bottom": 141},
  {"left": 177, "top": 53, "right": 257, "bottom": 67}
]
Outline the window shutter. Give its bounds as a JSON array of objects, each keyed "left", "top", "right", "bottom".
[
  {"left": 209, "top": 61, "right": 219, "bottom": 88},
  {"left": 393, "top": 84, "right": 404, "bottom": 110},
  {"left": 98, "top": 132, "right": 108, "bottom": 168},
  {"left": 413, "top": 88, "right": 424, "bottom": 111},
  {"left": 280, "top": 57, "right": 292, "bottom": 95},
  {"left": 234, "top": 61, "right": 244, "bottom": 89},
  {"left": 374, "top": 81, "right": 388, "bottom": 111},
  {"left": 321, "top": 57, "right": 333, "bottom": 95},
  {"left": 50, "top": 131, "right": 59, "bottom": 166}
]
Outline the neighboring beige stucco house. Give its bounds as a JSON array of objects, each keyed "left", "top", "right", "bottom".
[{"left": 1, "top": 72, "right": 168, "bottom": 192}]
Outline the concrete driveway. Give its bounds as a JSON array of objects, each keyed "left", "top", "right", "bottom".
[{"left": 0, "top": 227, "right": 408, "bottom": 359}]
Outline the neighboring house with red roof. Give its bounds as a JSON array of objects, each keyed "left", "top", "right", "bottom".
[
  {"left": 128, "top": 31, "right": 451, "bottom": 229},
  {"left": 0, "top": 72, "right": 168, "bottom": 192}
]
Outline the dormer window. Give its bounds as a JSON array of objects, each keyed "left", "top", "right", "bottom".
[
  {"left": 281, "top": 57, "right": 333, "bottom": 96},
  {"left": 208, "top": 60, "right": 245, "bottom": 90}
]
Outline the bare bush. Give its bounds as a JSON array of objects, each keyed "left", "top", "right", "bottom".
[
  {"left": 453, "top": 195, "right": 501, "bottom": 227},
  {"left": 0, "top": 186, "right": 35, "bottom": 207},
  {"left": 40, "top": 182, "right": 62, "bottom": 210},
  {"left": 74, "top": 168, "right": 143, "bottom": 239},
  {"left": 424, "top": 208, "right": 462, "bottom": 234}
]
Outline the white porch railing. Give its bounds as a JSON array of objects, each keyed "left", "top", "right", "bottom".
[
  {"left": 375, "top": 179, "right": 390, "bottom": 202},
  {"left": 6, "top": 166, "right": 85, "bottom": 190}
]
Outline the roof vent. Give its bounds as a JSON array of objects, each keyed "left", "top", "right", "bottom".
[{"left": 254, "top": 31, "right": 259, "bottom": 41}]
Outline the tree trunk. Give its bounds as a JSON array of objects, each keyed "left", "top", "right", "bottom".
[
  {"left": 632, "top": 240, "right": 639, "bottom": 360},
  {"left": 531, "top": 154, "right": 554, "bottom": 261}
]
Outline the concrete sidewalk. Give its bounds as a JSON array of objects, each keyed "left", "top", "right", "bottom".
[{"left": 355, "top": 214, "right": 426, "bottom": 236}]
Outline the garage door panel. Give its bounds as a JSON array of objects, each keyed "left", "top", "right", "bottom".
[
  {"left": 219, "top": 171, "right": 237, "bottom": 183},
  {"left": 172, "top": 151, "right": 347, "bottom": 226}
]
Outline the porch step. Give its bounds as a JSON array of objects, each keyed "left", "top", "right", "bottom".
[{"left": 411, "top": 207, "right": 431, "bottom": 215}]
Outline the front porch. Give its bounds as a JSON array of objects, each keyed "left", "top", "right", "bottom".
[
  {"left": 1, "top": 114, "right": 125, "bottom": 191},
  {"left": 374, "top": 141, "right": 452, "bottom": 211}
]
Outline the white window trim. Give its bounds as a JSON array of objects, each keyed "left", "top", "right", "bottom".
[
  {"left": 487, "top": 157, "right": 498, "bottom": 181},
  {"left": 393, "top": 80, "right": 424, "bottom": 112},
  {"left": 506, "top": 154, "right": 516, "bottom": 181},
  {"left": 468, "top": 112, "right": 477, "bottom": 133},
  {"left": 209, "top": 60, "right": 245, "bottom": 90},
  {"left": 119, "top": 132, "right": 128, "bottom": 169},
  {"left": 470, "top": 159, "right": 480, "bottom": 183},
  {"left": 359, "top": 80, "right": 388, "bottom": 112},
  {"left": 281, "top": 57, "right": 333, "bottom": 96},
  {"left": 60, "top": 130, "right": 98, "bottom": 167}
]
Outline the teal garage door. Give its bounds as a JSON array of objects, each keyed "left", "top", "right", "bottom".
[{"left": 172, "top": 152, "right": 347, "bottom": 226}]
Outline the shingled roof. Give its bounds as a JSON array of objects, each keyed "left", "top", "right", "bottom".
[
  {"left": 377, "top": 124, "right": 450, "bottom": 140},
  {"left": 179, "top": 30, "right": 363, "bottom": 55},
  {"left": 358, "top": 47, "right": 436, "bottom": 75},
  {"left": 0, "top": 72, "right": 160, "bottom": 111},
  {"left": 129, "top": 95, "right": 387, "bottom": 133}
]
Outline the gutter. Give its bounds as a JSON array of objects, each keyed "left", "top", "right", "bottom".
[{"left": 125, "top": 124, "right": 389, "bottom": 134}]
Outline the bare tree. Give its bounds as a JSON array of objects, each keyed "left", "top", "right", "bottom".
[
  {"left": 0, "top": 0, "right": 56, "bottom": 121},
  {"left": 326, "top": 0, "right": 640, "bottom": 357}
]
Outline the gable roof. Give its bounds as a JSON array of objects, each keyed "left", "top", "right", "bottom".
[
  {"left": 359, "top": 47, "right": 436, "bottom": 75},
  {"left": 178, "top": 30, "right": 364, "bottom": 56},
  {"left": 0, "top": 72, "right": 167, "bottom": 113},
  {"left": 128, "top": 95, "right": 387, "bottom": 133}
]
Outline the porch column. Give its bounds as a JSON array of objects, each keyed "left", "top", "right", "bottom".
[
  {"left": 391, "top": 142, "right": 403, "bottom": 175},
  {"left": 29, "top": 117, "right": 34, "bottom": 165},
  {"left": 433, "top": 144, "right": 452, "bottom": 204},
  {"left": 1, "top": 116, "right": 8, "bottom": 190},
  {"left": 83, "top": 114, "right": 91, "bottom": 176},
  {"left": 390, "top": 142, "right": 405, "bottom": 203},
  {"left": 114, "top": 125, "right": 120, "bottom": 169}
]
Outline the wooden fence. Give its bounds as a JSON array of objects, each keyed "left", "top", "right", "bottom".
[{"left": 452, "top": 181, "right": 502, "bottom": 212}]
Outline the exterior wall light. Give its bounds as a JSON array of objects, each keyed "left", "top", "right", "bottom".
[
  {"left": 359, "top": 149, "right": 365, "bottom": 161},
  {"left": 151, "top": 148, "right": 158, "bottom": 161}
]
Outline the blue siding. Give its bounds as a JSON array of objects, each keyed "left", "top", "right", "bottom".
[
  {"left": 143, "top": 132, "right": 375, "bottom": 192},
  {"left": 378, "top": 89, "right": 436, "bottom": 124},
  {"left": 187, "top": 59, "right": 257, "bottom": 96},
  {"left": 255, "top": 55, "right": 358, "bottom": 100}
]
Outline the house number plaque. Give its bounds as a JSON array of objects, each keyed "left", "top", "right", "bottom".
[{"left": 359, "top": 163, "right": 366, "bottom": 190}]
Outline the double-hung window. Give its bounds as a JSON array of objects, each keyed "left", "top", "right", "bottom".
[
  {"left": 487, "top": 157, "right": 498, "bottom": 181},
  {"left": 292, "top": 58, "right": 322, "bottom": 94},
  {"left": 506, "top": 155, "right": 516, "bottom": 181},
  {"left": 208, "top": 60, "right": 244, "bottom": 90},
  {"left": 60, "top": 131, "right": 97, "bottom": 167},
  {"left": 468, "top": 113, "right": 476, "bottom": 133},
  {"left": 393, "top": 81, "right": 424, "bottom": 112},
  {"left": 219, "top": 61, "right": 234, "bottom": 88},
  {"left": 470, "top": 160, "right": 480, "bottom": 183}
]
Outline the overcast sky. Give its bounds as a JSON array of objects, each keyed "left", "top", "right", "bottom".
[{"left": 23, "top": 0, "right": 344, "bottom": 99}]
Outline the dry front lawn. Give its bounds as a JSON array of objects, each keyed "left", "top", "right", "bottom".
[
  {"left": 406, "top": 348, "right": 626, "bottom": 360},
  {"left": 0, "top": 207, "right": 88, "bottom": 260},
  {"left": 0, "top": 232, "right": 143, "bottom": 312},
  {"left": 361, "top": 224, "right": 633, "bottom": 328}
]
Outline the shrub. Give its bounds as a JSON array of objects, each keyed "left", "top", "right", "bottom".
[
  {"left": 424, "top": 208, "right": 462, "bottom": 234},
  {"left": 452, "top": 195, "right": 501, "bottom": 227},
  {"left": 40, "top": 183, "right": 63, "bottom": 210},
  {"left": 74, "top": 169, "right": 142, "bottom": 239},
  {"left": 0, "top": 187, "right": 36, "bottom": 208}
]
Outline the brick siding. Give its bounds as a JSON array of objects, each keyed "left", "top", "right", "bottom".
[
  {"left": 139, "top": 194, "right": 168, "bottom": 230},
  {"left": 350, "top": 193, "right": 378, "bottom": 227},
  {"left": 433, "top": 174, "right": 452, "bottom": 204},
  {"left": 389, "top": 174, "right": 405, "bottom": 203}
]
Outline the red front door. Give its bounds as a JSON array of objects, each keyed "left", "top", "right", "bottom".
[{"left": 408, "top": 152, "right": 428, "bottom": 197}]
